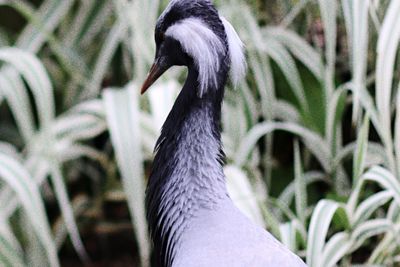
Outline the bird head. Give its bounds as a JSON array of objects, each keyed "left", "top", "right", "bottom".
[{"left": 141, "top": 0, "right": 246, "bottom": 97}]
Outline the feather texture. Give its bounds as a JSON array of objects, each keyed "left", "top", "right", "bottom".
[
  {"left": 166, "top": 17, "right": 225, "bottom": 96},
  {"left": 220, "top": 16, "right": 247, "bottom": 87},
  {"left": 146, "top": 1, "right": 307, "bottom": 266}
]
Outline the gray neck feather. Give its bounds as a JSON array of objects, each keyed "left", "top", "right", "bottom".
[{"left": 146, "top": 67, "right": 229, "bottom": 266}]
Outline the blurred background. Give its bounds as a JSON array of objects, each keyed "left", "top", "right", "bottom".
[{"left": 0, "top": 0, "right": 400, "bottom": 266}]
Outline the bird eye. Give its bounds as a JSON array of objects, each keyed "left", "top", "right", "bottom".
[{"left": 156, "top": 32, "right": 165, "bottom": 44}]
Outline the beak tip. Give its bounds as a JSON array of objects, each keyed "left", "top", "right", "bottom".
[
  {"left": 140, "top": 84, "right": 149, "bottom": 95},
  {"left": 140, "top": 63, "right": 162, "bottom": 95}
]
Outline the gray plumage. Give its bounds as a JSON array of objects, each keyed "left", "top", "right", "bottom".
[
  {"left": 141, "top": 1, "right": 308, "bottom": 266},
  {"left": 174, "top": 198, "right": 306, "bottom": 267}
]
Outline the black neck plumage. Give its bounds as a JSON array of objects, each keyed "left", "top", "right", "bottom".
[{"left": 146, "top": 66, "right": 228, "bottom": 266}]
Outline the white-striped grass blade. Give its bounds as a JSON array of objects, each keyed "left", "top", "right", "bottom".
[
  {"left": 0, "top": 234, "right": 24, "bottom": 267},
  {"left": 0, "top": 47, "right": 55, "bottom": 128},
  {"left": 0, "top": 217, "right": 21, "bottom": 254},
  {"left": 222, "top": 98, "right": 249, "bottom": 157},
  {"left": 0, "top": 69, "right": 34, "bottom": 141},
  {"left": 53, "top": 113, "right": 105, "bottom": 141},
  {"left": 306, "top": 200, "right": 343, "bottom": 267},
  {"left": 48, "top": 163, "right": 90, "bottom": 263},
  {"left": 115, "top": 0, "right": 159, "bottom": 79},
  {"left": 376, "top": 0, "right": 400, "bottom": 138},
  {"left": 103, "top": 83, "right": 150, "bottom": 267},
  {"left": 262, "top": 38, "right": 308, "bottom": 112},
  {"left": 247, "top": 51, "right": 275, "bottom": 120},
  {"left": 352, "top": 190, "right": 392, "bottom": 227},
  {"left": 294, "top": 140, "right": 307, "bottom": 226},
  {"left": 272, "top": 100, "right": 301, "bottom": 123},
  {"left": 264, "top": 27, "right": 324, "bottom": 81},
  {"left": 343, "top": 0, "right": 370, "bottom": 123},
  {"left": 325, "top": 88, "right": 346, "bottom": 153},
  {"left": 347, "top": 83, "right": 380, "bottom": 136},
  {"left": 387, "top": 200, "right": 400, "bottom": 222},
  {"left": 24, "top": 212, "right": 48, "bottom": 267},
  {"left": 368, "top": 225, "right": 399, "bottom": 265},
  {"left": 278, "top": 171, "right": 326, "bottom": 208},
  {"left": 351, "top": 219, "right": 393, "bottom": 251},
  {"left": 234, "top": 122, "right": 330, "bottom": 172},
  {"left": 225, "top": 165, "right": 265, "bottom": 227},
  {"left": 362, "top": 166, "right": 400, "bottom": 206},
  {"left": 220, "top": 3, "right": 276, "bottom": 122},
  {"left": 279, "top": 221, "right": 297, "bottom": 252},
  {"left": 54, "top": 195, "right": 89, "bottom": 250},
  {"left": 64, "top": 1, "right": 112, "bottom": 48},
  {"left": 0, "top": 219, "right": 24, "bottom": 267},
  {"left": 15, "top": 0, "right": 74, "bottom": 52},
  {"left": 395, "top": 87, "right": 400, "bottom": 178},
  {"left": 0, "top": 152, "right": 59, "bottom": 267},
  {"left": 320, "top": 232, "right": 351, "bottom": 267},
  {"left": 81, "top": 20, "right": 127, "bottom": 100},
  {"left": 318, "top": 0, "right": 337, "bottom": 98},
  {"left": 353, "top": 114, "right": 370, "bottom": 183},
  {"left": 348, "top": 166, "right": 400, "bottom": 222}
]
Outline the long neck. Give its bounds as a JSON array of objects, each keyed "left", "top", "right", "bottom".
[{"left": 146, "top": 67, "right": 228, "bottom": 265}]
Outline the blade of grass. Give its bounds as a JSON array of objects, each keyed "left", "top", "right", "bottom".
[
  {"left": 48, "top": 163, "right": 90, "bottom": 263},
  {"left": 351, "top": 219, "right": 393, "bottom": 251},
  {"left": 362, "top": 166, "right": 400, "bottom": 206},
  {"left": 0, "top": 153, "right": 59, "bottom": 267},
  {"left": 0, "top": 47, "right": 55, "bottom": 127},
  {"left": 0, "top": 70, "right": 34, "bottom": 141},
  {"left": 343, "top": 0, "right": 370, "bottom": 123},
  {"left": 318, "top": 0, "right": 337, "bottom": 100},
  {"left": 103, "top": 83, "right": 150, "bottom": 267},
  {"left": 225, "top": 165, "right": 265, "bottom": 227},
  {"left": 80, "top": 20, "right": 127, "bottom": 100},
  {"left": 353, "top": 190, "right": 392, "bottom": 227},
  {"left": 353, "top": 114, "right": 370, "bottom": 183},
  {"left": 306, "top": 200, "right": 342, "bottom": 267},
  {"left": 375, "top": 0, "right": 400, "bottom": 173},
  {"left": 321, "top": 232, "right": 351, "bottom": 267},
  {"left": 294, "top": 140, "right": 307, "bottom": 226},
  {"left": 234, "top": 122, "right": 330, "bottom": 172},
  {"left": 0, "top": 229, "right": 24, "bottom": 267},
  {"left": 263, "top": 38, "right": 308, "bottom": 113},
  {"left": 395, "top": 85, "right": 400, "bottom": 178},
  {"left": 265, "top": 27, "right": 323, "bottom": 81},
  {"left": 279, "top": 221, "right": 297, "bottom": 251},
  {"left": 53, "top": 195, "right": 89, "bottom": 250},
  {"left": 279, "top": 171, "right": 326, "bottom": 207},
  {"left": 15, "top": 0, "right": 74, "bottom": 52}
]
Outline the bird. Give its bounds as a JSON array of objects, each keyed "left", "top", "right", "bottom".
[{"left": 140, "top": 0, "right": 308, "bottom": 266}]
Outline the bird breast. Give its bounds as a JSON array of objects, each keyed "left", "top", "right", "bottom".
[{"left": 172, "top": 198, "right": 307, "bottom": 267}]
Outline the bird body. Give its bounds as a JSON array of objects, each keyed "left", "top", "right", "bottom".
[
  {"left": 174, "top": 198, "right": 306, "bottom": 267},
  {"left": 141, "top": 1, "right": 308, "bottom": 266}
]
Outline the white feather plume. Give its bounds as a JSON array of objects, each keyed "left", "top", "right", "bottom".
[
  {"left": 166, "top": 17, "right": 225, "bottom": 96},
  {"left": 220, "top": 16, "right": 247, "bottom": 87}
]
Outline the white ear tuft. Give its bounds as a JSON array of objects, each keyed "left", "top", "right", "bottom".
[
  {"left": 166, "top": 18, "right": 225, "bottom": 97},
  {"left": 220, "top": 16, "right": 247, "bottom": 87}
]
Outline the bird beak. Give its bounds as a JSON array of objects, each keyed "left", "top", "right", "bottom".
[{"left": 141, "top": 61, "right": 168, "bottom": 95}]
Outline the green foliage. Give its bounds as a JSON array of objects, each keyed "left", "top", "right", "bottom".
[{"left": 0, "top": 0, "right": 400, "bottom": 266}]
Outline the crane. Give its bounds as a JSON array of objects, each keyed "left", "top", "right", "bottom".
[{"left": 141, "top": 1, "right": 308, "bottom": 266}]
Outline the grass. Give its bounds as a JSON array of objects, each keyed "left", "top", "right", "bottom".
[{"left": 0, "top": 0, "right": 400, "bottom": 266}]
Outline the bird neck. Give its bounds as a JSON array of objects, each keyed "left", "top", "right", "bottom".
[{"left": 146, "top": 66, "right": 229, "bottom": 264}]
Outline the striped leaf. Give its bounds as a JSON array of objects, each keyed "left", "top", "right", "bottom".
[
  {"left": 103, "top": 83, "right": 150, "bottom": 267},
  {"left": 307, "top": 200, "right": 343, "bottom": 267},
  {"left": 0, "top": 152, "right": 59, "bottom": 267}
]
